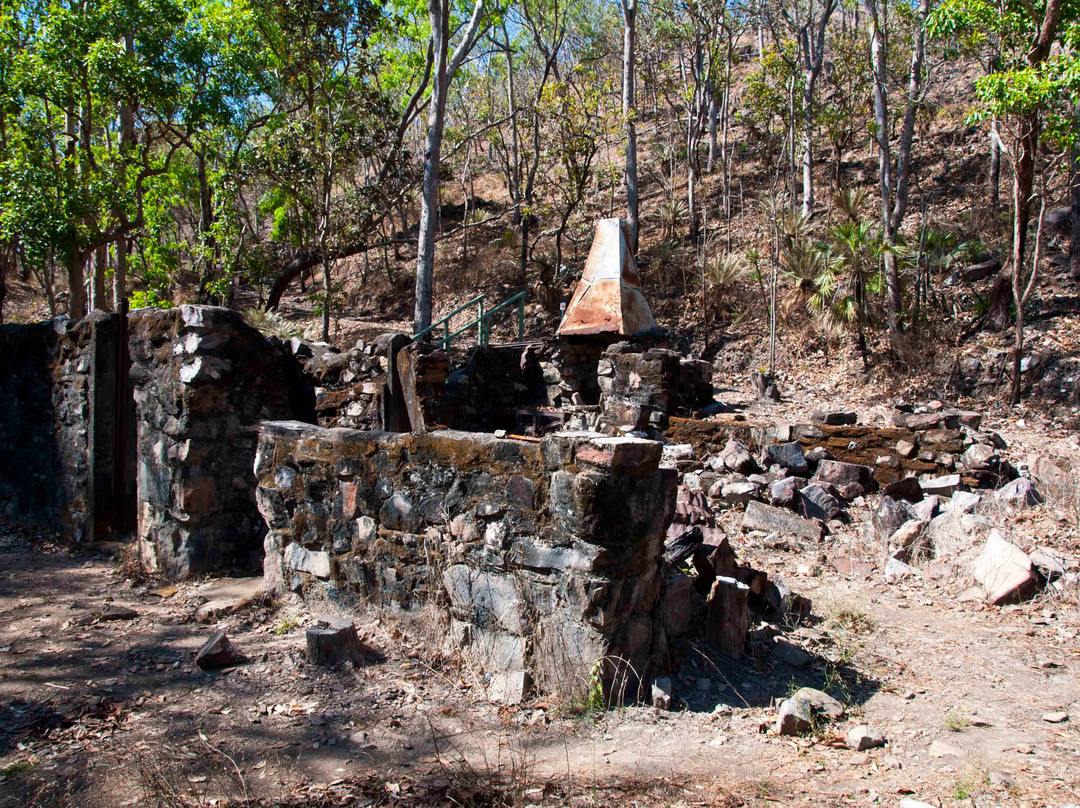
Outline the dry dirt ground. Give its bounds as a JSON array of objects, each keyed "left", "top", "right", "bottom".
[{"left": 1, "top": 437, "right": 1078, "bottom": 808}]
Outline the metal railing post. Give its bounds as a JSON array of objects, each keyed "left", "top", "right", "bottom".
[
  {"left": 518, "top": 294, "right": 524, "bottom": 341},
  {"left": 477, "top": 298, "right": 485, "bottom": 346}
]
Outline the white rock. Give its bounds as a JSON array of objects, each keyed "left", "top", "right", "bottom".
[{"left": 971, "top": 530, "right": 1036, "bottom": 605}]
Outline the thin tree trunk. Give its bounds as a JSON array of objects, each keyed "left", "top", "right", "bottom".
[
  {"left": 621, "top": 0, "right": 639, "bottom": 251},
  {"left": 414, "top": 0, "right": 486, "bottom": 334},
  {"left": 92, "top": 243, "right": 107, "bottom": 311},
  {"left": 1070, "top": 125, "right": 1080, "bottom": 280},
  {"left": 989, "top": 117, "right": 1002, "bottom": 209}
]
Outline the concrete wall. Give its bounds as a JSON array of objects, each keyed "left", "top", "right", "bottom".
[{"left": 254, "top": 422, "right": 677, "bottom": 701}]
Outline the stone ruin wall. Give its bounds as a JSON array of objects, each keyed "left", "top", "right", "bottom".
[
  {"left": 254, "top": 421, "right": 676, "bottom": 700},
  {"left": 128, "top": 306, "right": 302, "bottom": 578},
  {"left": 0, "top": 312, "right": 134, "bottom": 540}
]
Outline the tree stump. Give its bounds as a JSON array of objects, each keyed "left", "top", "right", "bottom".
[
  {"left": 707, "top": 576, "right": 750, "bottom": 660},
  {"left": 305, "top": 619, "right": 367, "bottom": 667}
]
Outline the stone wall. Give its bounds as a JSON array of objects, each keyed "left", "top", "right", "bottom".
[
  {"left": 599, "top": 342, "right": 715, "bottom": 432},
  {"left": 129, "top": 306, "right": 300, "bottom": 578},
  {"left": 0, "top": 313, "right": 134, "bottom": 540},
  {"left": 254, "top": 422, "right": 677, "bottom": 700}
]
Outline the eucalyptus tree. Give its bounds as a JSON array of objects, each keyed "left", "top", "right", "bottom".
[
  {"left": 413, "top": 0, "right": 489, "bottom": 333},
  {"left": 865, "top": 0, "right": 932, "bottom": 349},
  {"left": 764, "top": 0, "right": 838, "bottom": 214}
]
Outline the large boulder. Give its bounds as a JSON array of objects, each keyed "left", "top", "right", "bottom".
[{"left": 743, "top": 501, "right": 824, "bottom": 540}]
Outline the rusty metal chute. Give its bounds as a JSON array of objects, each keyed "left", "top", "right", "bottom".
[{"left": 556, "top": 218, "right": 657, "bottom": 337}]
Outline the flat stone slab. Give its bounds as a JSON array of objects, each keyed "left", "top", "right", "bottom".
[
  {"left": 195, "top": 577, "right": 266, "bottom": 622},
  {"left": 743, "top": 501, "right": 824, "bottom": 540}
]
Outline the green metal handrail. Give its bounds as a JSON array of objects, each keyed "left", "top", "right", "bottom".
[{"left": 412, "top": 290, "right": 527, "bottom": 352}]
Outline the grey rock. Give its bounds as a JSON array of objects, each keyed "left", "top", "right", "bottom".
[
  {"left": 195, "top": 630, "right": 243, "bottom": 670},
  {"left": 872, "top": 496, "right": 918, "bottom": 543},
  {"left": 769, "top": 477, "right": 799, "bottom": 509},
  {"left": 948, "top": 490, "right": 982, "bottom": 514},
  {"left": 773, "top": 638, "right": 811, "bottom": 667},
  {"left": 884, "top": 556, "right": 922, "bottom": 582},
  {"left": 743, "top": 501, "right": 824, "bottom": 540},
  {"left": 777, "top": 697, "right": 813, "bottom": 735},
  {"left": 815, "top": 460, "right": 875, "bottom": 494},
  {"left": 762, "top": 441, "right": 808, "bottom": 474},
  {"left": 719, "top": 439, "right": 757, "bottom": 474},
  {"left": 791, "top": 686, "right": 845, "bottom": 720},
  {"left": 920, "top": 474, "right": 963, "bottom": 497},
  {"left": 910, "top": 495, "right": 939, "bottom": 521},
  {"left": 961, "top": 443, "right": 997, "bottom": 472},
  {"left": 995, "top": 477, "right": 1041, "bottom": 507},
  {"left": 798, "top": 483, "right": 845, "bottom": 521},
  {"left": 721, "top": 480, "right": 761, "bottom": 505},
  {"left": 283, "top": 542, "right": 332, "bottom": 578},
  {"left": 846, "top": 724, "right": 886, "bottom": 751},
  {"left": 379, "top": 492, "right": 418, "bottom": 532},
  {"left": 1030, "top": 546, "right": 1068, "bottom": 581}
]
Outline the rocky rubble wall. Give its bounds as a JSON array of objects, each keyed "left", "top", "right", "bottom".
[
  {"left": 129, "top": 306, "right": 300, "bottom": 578},
  {"left": 254, "top": 422, "right": 677, "bottom": 699}
]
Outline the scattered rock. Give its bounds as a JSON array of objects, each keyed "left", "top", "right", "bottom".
[
  {"left": 920, "top": 474, "right": 963, "bottom": 497},
  {"left": 846, "top": 724, "right": 886, "bottom": 751},
  {"left": 743, "top": 501, "right": 824, "bottom": 540},
  {"left": 873, "top": 496, "right": 918, "bottom": 542},
  {"left": 895, "top": 439, "right": 917, "bottom": 459},
  {"left": 99, "top": 604, "right": 139, "bottom": 621},
  {"left": 961, "top": 443, "right": 997, "bottom": 472},
  {"left": 815, "top": 460, "right": 875, "bottom": 494},
  {"left": 798, "top": 483, "right": 845, "bottom": 521},
  {"left": 777, "top": 697, "right": 813, "bottom": 736},
  {"left": 761, "top": 442, "right": 808, "bottom": 475},
  {"left": 791, "top": 687, "right": 845, "bottom": 720},
  {"left": 718, "top": 439, "right": 757, "bottom": 474},
  {"left": 651, "top": 677, "right": 673, "bottom": 710},
  {"left": 995, "top": 477, "right": 1042, "bottom": 508},
  {"left": 769, "top": 477, "right": 799, "bottom": 508},
  {"left": 773, "top": 638, "right": 811, "bottom": 667},
  {"left": 887, "top": 519, "right": 929, "bottom": 560},
  {"left": 721, "top": 480, "right": 760, "bottom": 505},
  {"left": 195, "top": 630, "right": 243, "bottom": 670},
  {"left": 948, "top": 490, "right": 982, "bottom": 514},
  {"left": 195, "top": 577, "right": 265, "bottom": 622},
  {"left": 1030, "top": 547, "right": 1069, "bottom": 581},
  {"left": 971, "top": 530, "right": 1037, "bottom": 605},
  {"left": 884, "top": 556, "right": 922, "bottom": 582},
  {"left": 1041, "top": 711, "right": 1068, "bottom": 724}
]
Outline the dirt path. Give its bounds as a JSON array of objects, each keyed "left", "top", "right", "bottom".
[{"left": 0, "top": 522, "right": 1077, "bottom": 807}]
